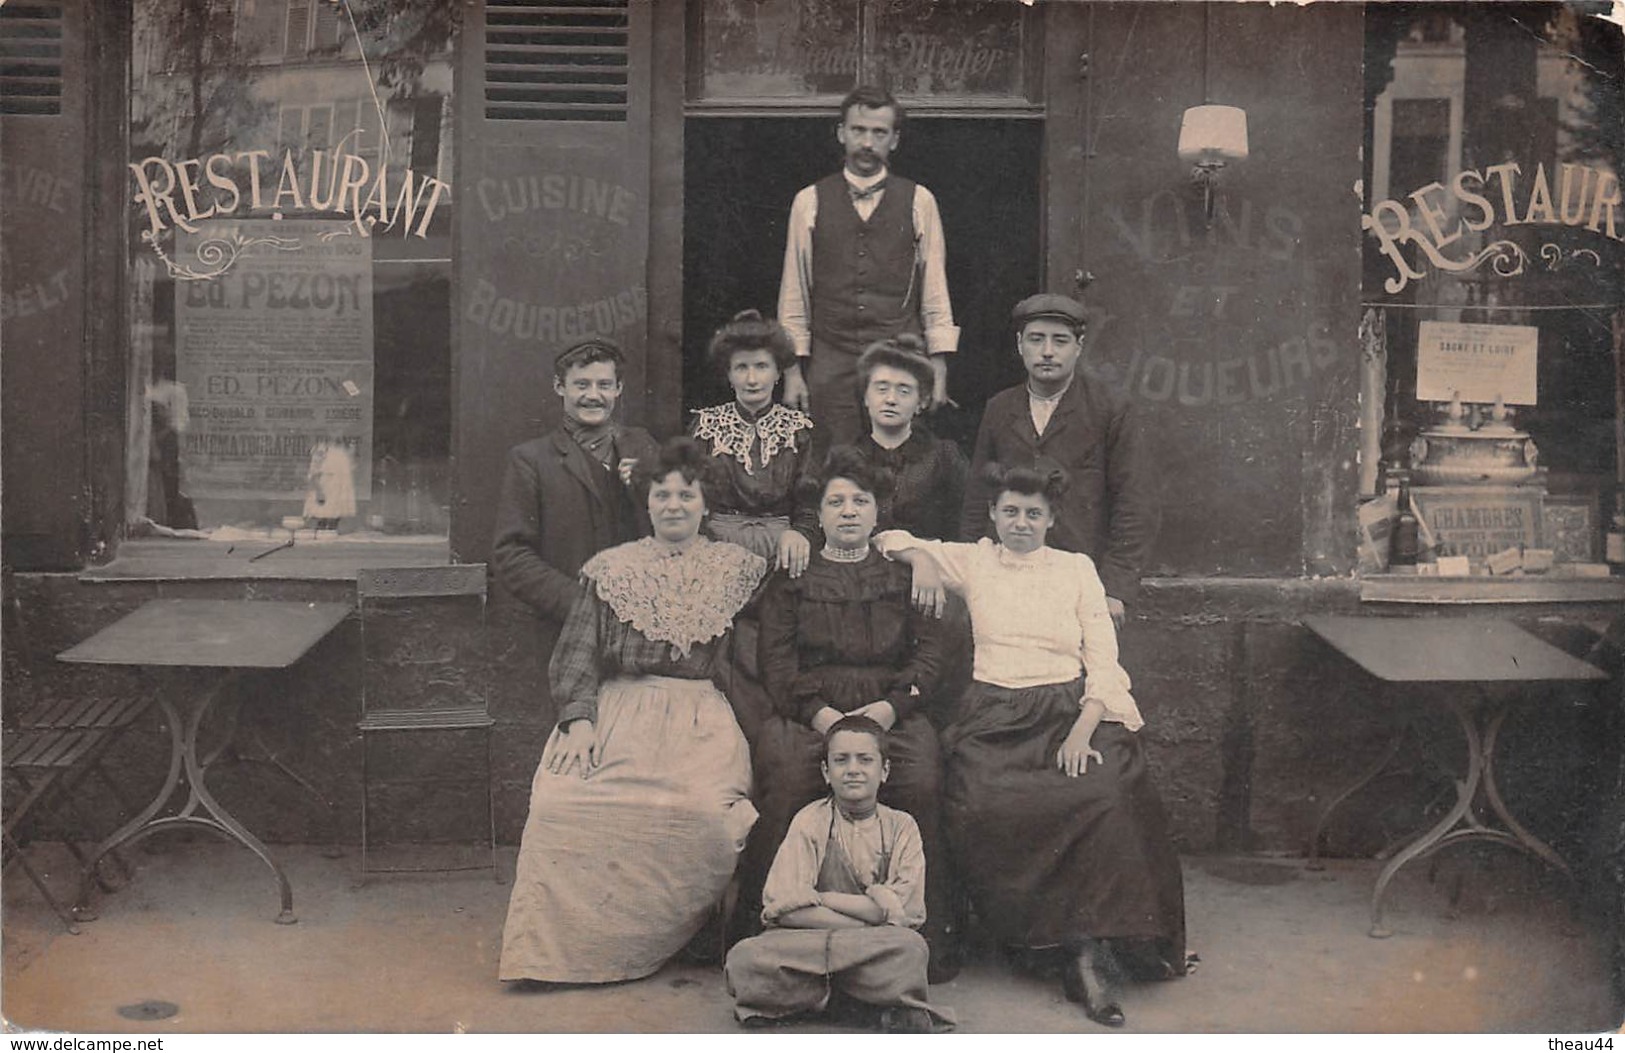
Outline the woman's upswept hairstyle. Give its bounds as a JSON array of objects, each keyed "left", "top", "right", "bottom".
[
  {"left": 984, "top": 462, "right": 1068, "bottom": 511},
  {"left": 802, "top": 444, "right": 896, "bottom": 511},
  {"left": 631, "top": 436, "right": 719, "bottom": 505},
  {"left": 854, "top": 334, "right": 934, "bottom": 405},
  {"left": 706, "top": 309, "right": 797, "bottom": 377}
]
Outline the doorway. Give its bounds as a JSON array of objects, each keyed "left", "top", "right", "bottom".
[{"left": 682, "top": 116, "right": 1042, "bottom": 448}]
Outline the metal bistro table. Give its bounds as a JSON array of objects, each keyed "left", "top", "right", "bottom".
[
  {"left": 58, "top": 599, "right": 351, "bottom": 924},
  {"left": 1302, "top": 615, "right": 1606, "bottom": 937}
]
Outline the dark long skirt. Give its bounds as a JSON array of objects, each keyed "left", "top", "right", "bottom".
[{"left": 944, "top": 678, "right": 1186, "bottom": 971}]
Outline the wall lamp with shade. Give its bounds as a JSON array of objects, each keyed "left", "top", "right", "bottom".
[{"left": 1178, "top": 103, "right": 1248, "bottom": 226}]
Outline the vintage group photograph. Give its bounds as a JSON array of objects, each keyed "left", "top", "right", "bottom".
[{"left": 2, "top": 0, "right": 1624, "bottom": 1038}]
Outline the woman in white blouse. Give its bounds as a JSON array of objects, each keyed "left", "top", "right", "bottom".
[{"left": 875, "top": 465, "right": 1186, "bottom": 1028}]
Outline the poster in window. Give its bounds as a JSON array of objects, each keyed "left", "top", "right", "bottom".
[
  {"left": 1415, "top": 321, "right": 1539, "bottom": 405},
  {"left": 174, "top": 219, "right": 374, "bottom": 501}
]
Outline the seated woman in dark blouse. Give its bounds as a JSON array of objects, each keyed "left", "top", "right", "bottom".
[
  {"left": 852, "top": 335, "right": 967, "bottom": 542},
  {"left": 737, "top": 447, "right": 959, "bottom": 981},
  {"left": 690, "top": 309, "right": 816, "bottom": 575}
]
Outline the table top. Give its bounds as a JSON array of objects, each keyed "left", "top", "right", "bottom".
[
  {"left": 1303, "top": 615, "right": 1607, "bottom": 684},
  {"left": 58, "top": 600, "right": 352, "bottom": 669}
]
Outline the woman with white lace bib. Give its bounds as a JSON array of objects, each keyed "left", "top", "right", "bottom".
[
  {"left": 688, "top": 309, "right": 817, "bottom": 575},
  {"left": 499, "top": 437, "right": 767, "bottom": 984}
]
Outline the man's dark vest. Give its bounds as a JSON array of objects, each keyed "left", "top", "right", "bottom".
[{"left": 809, "top": 172, "right": 922, "bottom": 355}]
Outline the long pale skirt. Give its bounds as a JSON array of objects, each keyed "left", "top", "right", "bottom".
[{"left": 499, "top": 675, "right": 759, "bottom": 983}]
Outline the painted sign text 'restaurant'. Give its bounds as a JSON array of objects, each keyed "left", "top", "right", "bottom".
[
  {"left": 130, "top": 148, "right": 450, "bottom": 242},
  {"left": 1364, "top": 161, "right": 1621, "bottom": 293}
]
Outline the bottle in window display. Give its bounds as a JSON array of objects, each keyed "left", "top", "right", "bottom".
[{"left": 1390, "top": 475, "right": 1420, "bottom": 567}]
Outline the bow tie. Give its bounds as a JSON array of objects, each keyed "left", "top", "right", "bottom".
[{"left": 849, "top": 179, "right": 888, "bottom": 202}]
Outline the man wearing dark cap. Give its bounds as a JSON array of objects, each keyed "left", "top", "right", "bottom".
[
  {"left": 777, "top": 85, "right": 959, "bottom": 450},
  {"left": 491, "top": 339, "right": 659, "bottom": 672},
  {"left": 958, "top": 294, "right": 1159, "bottom": 625}
]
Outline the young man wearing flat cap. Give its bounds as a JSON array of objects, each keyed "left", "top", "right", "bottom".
[{"left": 958, "top": 294, "right": 1159, "bottom": 625}]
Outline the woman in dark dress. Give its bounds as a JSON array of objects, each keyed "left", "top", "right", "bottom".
[
  {"left": 876, "top": 466, "right": 1187, "bottom": 1027},
  {"left": 851, "top": 335, "right": 966, "bottom": 541},
  {"left": 689, "top": 309, "right": 817, "bottom": 573},
  {"left": 738, "top": 447, "right": 959, "bottom": 981}
]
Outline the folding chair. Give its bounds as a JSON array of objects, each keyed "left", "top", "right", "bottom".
[
  {"left": 3, "top": 576, "right": 150, "bottom": 931},
  {"left": 356, "top": 565, "right": 498, "bottom": 881},
  {"left": 5, "top": 569, "right": 151, "bottom": 788},
  {"left": 2, "top": 727, "right": 117, "bottom": 933}
]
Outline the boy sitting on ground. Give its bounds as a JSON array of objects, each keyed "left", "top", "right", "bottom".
[{"left": 724, "top": 715, "right": 955, "bottom": 1032}]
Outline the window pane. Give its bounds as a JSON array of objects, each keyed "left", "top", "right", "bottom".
[
  {"left": 1361, "top": 4, "right": 1623, "bottom": 566},
  {"left": 869, "top": 0, "right": 1026, "bottom": 99},
  {"left": 696, "top": 0, "right": 860, "bottom": 101},
  {"left": 127, "top": 0, "right": 457, "bottom": 542}
]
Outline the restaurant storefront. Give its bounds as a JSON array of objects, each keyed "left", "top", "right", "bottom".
[{"left": 3, "top": 0, "right": 1621, "bottom": 883}]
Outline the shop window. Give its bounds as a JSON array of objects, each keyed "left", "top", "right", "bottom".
[
  {"left": 1388, "top": 98, "right": 1450, "bottom": 202},
  {"left": 125, "top": 0, "right": 458, "bottom": 555},
  {"left": 1359, "top": 3, "right": 1624, "bottom": 587},
  {"left": 687, "top": 0, "right": 1038, "bottom": 115}
]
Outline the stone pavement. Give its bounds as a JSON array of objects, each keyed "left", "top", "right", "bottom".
[{"left": 2, "top": 843, "right": 1618, "bottom": 1034}]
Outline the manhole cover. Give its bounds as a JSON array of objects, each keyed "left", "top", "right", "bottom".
[{"left": 117, "top": 1000, "right": 178, "bottom": 1021}]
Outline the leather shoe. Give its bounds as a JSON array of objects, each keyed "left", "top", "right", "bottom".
[{"left": 1062, "top": 946, "right": 1126, "bottom": 1028}]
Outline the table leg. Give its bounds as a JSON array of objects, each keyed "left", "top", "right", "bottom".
[
  {"left": 1307, "top": 727, "right": 1407, "bottom": 871},
  {"left": 200, "top": 679, "right": 343, "bottom": 860},
  {"left": 72, "top": 689, "right": 190, "bottom": 922},
  {"left": 1368, "top": 690, "right": 1571, "bottom": 938},
  {"left": 175, "top": 686, "right": 297, "bottom": 924},
  {"left": 72, "top": 674, "right": 297, "bottom": 924},
  {"left": 1370, "top": 694, "right": 1482, "bottom": 938},
  {"left": 1480, "top": 703, "right": 1572, "bottom": 877}
]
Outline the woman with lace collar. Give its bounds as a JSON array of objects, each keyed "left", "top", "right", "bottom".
[
  {"left": 499, "top": 437, "right": 767, "bottom": 986},
  {"left": 689, "top": 310, "right": 817, "bottom": 574},
  {"left": 875, "top": 465, "right": 1187, "bottom": 1028}
]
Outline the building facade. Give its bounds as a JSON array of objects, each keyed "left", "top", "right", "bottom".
[{"left": 3, "top": 1, "right": 1621, "bottom": 869}]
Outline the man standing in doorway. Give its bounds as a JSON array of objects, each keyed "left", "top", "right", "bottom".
[
  {"left": 491, "top": 339, "right": 660, "bottom": 675},
  {"left": 778, "top": 85, "right": 959, "bottom": 450},
  {"left": 959, "top": 294, "right": 1159, "bottom": 627}
]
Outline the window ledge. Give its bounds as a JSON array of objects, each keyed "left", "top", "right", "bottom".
[
  {"left": 80, "top": 537, "right": 452, "bottom": 582},
  {"left": 1361, "top": 572, "right": 1625, "bottom": 605}
]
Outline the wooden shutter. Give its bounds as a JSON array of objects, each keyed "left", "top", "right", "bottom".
[
  {"left": 1, "top": 0, "right": 88, "bottom": 568},
  {"left": 484, "top": 0, "right": 630, "bottom": 122},
  {"left": 0, "top": 2, "right": 64, "bottom": 116},
  {"left": 452, "top": 0, "right": 652, "bottom": 562}
]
